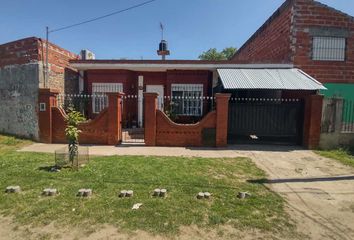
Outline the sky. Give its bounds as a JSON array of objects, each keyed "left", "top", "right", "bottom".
[{"left": 1, "top": 0, "right": 353, "bottom": 60}]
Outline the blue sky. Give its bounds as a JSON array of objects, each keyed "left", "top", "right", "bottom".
[{"left": 1, "top": 0, "right": 353, "bottom": 59}]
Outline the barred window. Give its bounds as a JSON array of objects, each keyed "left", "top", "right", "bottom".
[
  {"left": 92, "top": 83, "right": 123, "bottom": 113},
  {"left": 171, "top": 84, "right": 203, "bottom": 116},
  {"left": 312, "top": 37, "right": 346, "bottom": 61}
]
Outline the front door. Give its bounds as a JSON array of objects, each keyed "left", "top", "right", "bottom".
[{"left": 146, "top": 85, "right": 164, "bottom": 110}]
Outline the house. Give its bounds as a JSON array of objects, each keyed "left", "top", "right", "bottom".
[
  {"left": 70, "top": 59, "right": 235, "bottom": 127},
  {"left": 0, "top": 37, "right": 78, "bottom": 139},
  {"left": 231, "top": 0, "right": 354, "bottom": 101},
  {"left": 70, "top": 58, "right": 326, "bottom": 146}
]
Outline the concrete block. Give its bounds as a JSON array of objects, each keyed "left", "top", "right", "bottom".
[
  {"left": 204, "top": 192, "right": 211, "bottom": 199},
  {"left": 42, "top": 188, "right": 58, "bottom": 196},
  {"left": 5, "top": 186, "right": 21, "bottom": 193},
  {"left": 119, "top": 190, "right": 127, "bottom": 198},
  {"left": 160, "top": 189, "right": 167, "bottom": 197},
  {"left": 77, "top": 188, "right": 92, "bottom": 197},
  {"left": 153, "top": 188, "right": 161, "bottom": 197},
  {"left": 197, "top": 192, "right": 204, "bottom": 199},
  {"left": 238, "top": 192, "right": 251, "bottom": 199},
  {"left": 126, "top": 190, "right": 133, "bottom": 197}
]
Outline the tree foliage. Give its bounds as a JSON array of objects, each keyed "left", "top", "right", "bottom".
[
  {"left": 198, "top": 47, "right": 237, "bottom": 60},
  {"left": 65, "top": 107, "right": 85, "bottom": 165}
]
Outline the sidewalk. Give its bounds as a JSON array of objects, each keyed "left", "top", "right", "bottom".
[{"left": 18, "top": 143, "right": 245, "bottom": 158}]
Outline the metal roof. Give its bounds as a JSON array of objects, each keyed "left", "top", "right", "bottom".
[{"left": 217, "top": 68, "right": 326, "bottom": 90}]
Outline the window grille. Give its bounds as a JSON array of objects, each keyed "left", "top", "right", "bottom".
[
  {"left": 312, "top": 37, "right": 346, "bottom": 61},
  {"left": 92, "top": 83, "right": 123, "bottom": 113},
  {"left": 171, "top": 84, "right": 203, "bottom": 116}
]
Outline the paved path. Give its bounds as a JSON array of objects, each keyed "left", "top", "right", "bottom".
[
  {"left": 19, "top": 143, "right": 354, "bottom": 239},
  {"left": 18, "top": 143, "right": 243, "bottom": 158},
  {"left": 239, "top": 148, "right": 354, "bottom": 240}
]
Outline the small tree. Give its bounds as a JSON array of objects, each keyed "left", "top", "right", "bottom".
[{"left": 65, "top": 107, "right": 85, "bottom": 167}]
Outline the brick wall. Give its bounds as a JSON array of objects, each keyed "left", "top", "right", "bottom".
[
  {"left": 39, "top": 89, "right": 123, "bottom": 145},
  {"left": 156, "top": 111, "right": 216, "bottom": 147},
  {"left": 144, "top": 92, "right": 230, "bottom": 147},
  {"left": 0, "top": 37, "right": 39, "bottom": 67},
  {"left": 232, "top": 0, "right": 354, "bottom": 84},
  {"left": 292, "top": 0, "right": 354, "bottom": 84},
  {"left": 303, "top": 94, "right": 324, "bottom": 149},
  {"left": 37, "top": 39, "right": 79, "bottom": 93}
]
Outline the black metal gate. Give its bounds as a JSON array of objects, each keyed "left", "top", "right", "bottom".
[{"left": 228, "top": 98, "right": 304, "bottom": 145}]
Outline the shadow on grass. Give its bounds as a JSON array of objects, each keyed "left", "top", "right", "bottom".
[
  {"left": 37, "top": 165, "right": 72, "bottom": 172},
  {"left": 248, "top": 175, "right": 354, "bottom": 184}
]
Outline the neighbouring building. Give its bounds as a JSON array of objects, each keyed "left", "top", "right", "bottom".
[
  {"left": 231, "top": 0, "right": 354, "bottom": 101},
  {"left": 0, "top": 37, "right": 78, "bottom": 139}
]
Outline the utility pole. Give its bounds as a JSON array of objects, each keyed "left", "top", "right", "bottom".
[{"left": 45, "top": 26, "right": 49, "bottom": 88}]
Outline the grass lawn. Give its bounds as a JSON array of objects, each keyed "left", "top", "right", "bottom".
[
  {"left": 0, "top": 135, "right": 294, "bottom": 237},
  {"left": 316, "top": 149, "right": 354, "bottom": 168}
]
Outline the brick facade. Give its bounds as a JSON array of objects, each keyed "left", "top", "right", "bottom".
[
  {"left": 85, "top": 69, "right": 212, "bottom": 124},
  {"left": 0, "top": 37, "right": 79, "bottom": 93},
  {"left": 144, "top": 92, "right": 230, "bottom": 147},
  {"left": 232, "top": 0, "right": 354, "bottom": 84},
  {"left": 39, "top": 89, "right": 123, "bottom": 145},
  {"left": 303, "top": 94, "right": 324, "bottom": 149}
]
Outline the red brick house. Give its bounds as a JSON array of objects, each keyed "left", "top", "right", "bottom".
[
  {"left": 232, "top": 0, "right": 354, "bottom": 101},
  {"left": 70, "top": 60, "right": 251, "bottom": 127}
]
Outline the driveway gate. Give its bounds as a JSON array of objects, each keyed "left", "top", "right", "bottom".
[{"left": 228, "top": 98, "right": 304, "bottom": 145}]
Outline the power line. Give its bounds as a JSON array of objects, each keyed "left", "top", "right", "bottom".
[{"left": 49, "top": 0, "right": 158, "bottom": 33}]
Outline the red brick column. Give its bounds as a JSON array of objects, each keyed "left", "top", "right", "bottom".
[
  {"left": 303, "top": 94, "right": 324, "bottom": 149},
  {"left": 107, "top": 93, "right": 124, "bottom": 145},
  {"left": 215, "top": 93, "right": 231, "bottom": 147},
  {"left": 38, "top": 88, "right": 59, "bottom": 143},
  {"left": 144, "top": 92, "right": 158, "bottom": 146}
]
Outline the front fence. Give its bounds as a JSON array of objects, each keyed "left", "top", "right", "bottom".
[
  {"left": 342, "top": 99, "right": 354, "bottom": 133},
  {"left": 321, "top": 97, "right": 354, "bottom": 133},
  {"left": 56, "top": 93, "right": 107, "bottom": 119}
]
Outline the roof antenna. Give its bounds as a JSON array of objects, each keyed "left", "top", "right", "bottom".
[{"left": 157, "top": 22, "right": 170, "bottom": 60}]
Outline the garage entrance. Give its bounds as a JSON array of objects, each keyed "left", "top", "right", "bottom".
[{"left": 228, "top": 98, "right": 304, "bottom": 145}]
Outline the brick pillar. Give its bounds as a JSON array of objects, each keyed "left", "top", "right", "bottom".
[
  {"left": 303, "top": 94, "right": 324, "bottom": 149},
  {"left": 38, "top": 88, "right": 59, "bottom": 143},
  {"left": 107, "top": 93, "right": 124, "bottom": 145},
  {"left": 144, "top": 92, "right": 158, "bottom": 146},
  {"left": 215, "top": 93, "right": 231, "bottom": 147}
]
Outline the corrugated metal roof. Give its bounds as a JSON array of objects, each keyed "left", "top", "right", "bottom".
[{"left": 217, "top": 68, "right": 327, "bottom": 90}]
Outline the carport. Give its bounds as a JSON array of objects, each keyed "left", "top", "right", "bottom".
[{"left": 216, "top": 68, "right": 326, "bottom": 145}]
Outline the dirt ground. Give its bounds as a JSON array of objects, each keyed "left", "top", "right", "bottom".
[
  {"left": 5, "top": 144, "right": 354, "bottom": 240},
  {"left": 235, "top": 145, "right": 354, "bottom": 240},
  {"left": 0, "top": 216, "right": 295, "bottom": 240}
]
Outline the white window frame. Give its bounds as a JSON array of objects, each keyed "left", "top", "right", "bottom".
[
  {"left": 312, "top": 36, "right": 346, "bottom": 61},
  {"left": 171, "top": 84, "right": 203, "bottom": 116},
  {"left": 92, "top": 83, "right": 123, "bottom": 113}
]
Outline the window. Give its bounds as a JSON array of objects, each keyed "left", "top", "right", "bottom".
[
  {"left": 171, "top": 84, "right": 203, "bottom": 116},
  {"left": 92, "top": 83, "right": 123, "bottom": 113},
  {"left": 312, "top": 37, "right": 346, "bottom": 61}
]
